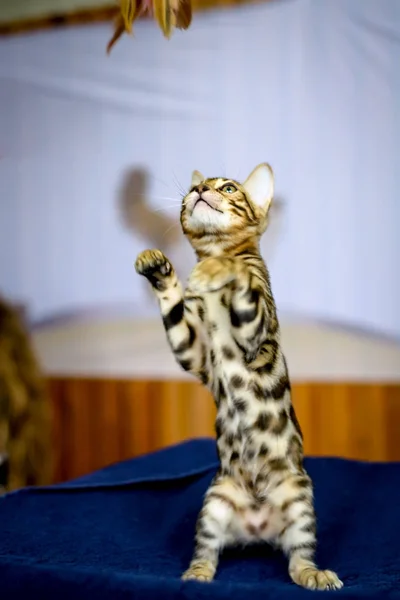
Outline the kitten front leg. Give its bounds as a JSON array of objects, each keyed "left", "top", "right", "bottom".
[
  {"left": 135, "top": 249, "right": 207, "bottom": 382},
  {"left": 188, "top": 257, "right": 268, "bottom": 362},
  {"left": 229, "top": 263, "right": 268, "bottom": 363}
]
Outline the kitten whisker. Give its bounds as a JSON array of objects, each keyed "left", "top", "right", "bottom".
[
  {"left": 133, "top": 193, "right": 181, "bottom": 203},
  {"left": 151, "top": 174, "right": 176, "bottom": 192},
  {"left": 163, "top": 222, "right": 179, "bottom": 238},
  {"left": 172, "top": 171, "right": 187, "bottom": 197},
  {"left": 150, "top": 205, "right": 182, "bottom": 214}
]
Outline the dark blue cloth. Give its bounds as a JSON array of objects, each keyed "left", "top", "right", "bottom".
[{"left": 0, "top": 438, "right": 399, "bottom": 599}]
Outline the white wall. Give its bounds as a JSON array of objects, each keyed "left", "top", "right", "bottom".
[
  {"left": 0, "top": 0, "right": 399, "bottom": 339},
  {"left": 32, "top": 316, "right": 400, "bottom": 381}
]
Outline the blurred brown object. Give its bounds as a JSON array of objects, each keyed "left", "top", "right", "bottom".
[
  {"left": 107, "top": 0, "right": 192, "bottom": 53},
  {"left": 0, "top": 296, "right": 52, "bottom": 492},
  {"left": 0, "top": 0, "right": 270, "bottom": 37}
]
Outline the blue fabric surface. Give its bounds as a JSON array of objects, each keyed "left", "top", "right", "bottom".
[{"left": 0, "top": 438, "right": 399, "bottom": 600}]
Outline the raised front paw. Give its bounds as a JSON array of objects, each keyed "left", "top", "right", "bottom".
[
  {"left": 188, "top": 257, "right": 236, "bottom": 294},
  {"left": 135, "top": 249, "right": 172, "bottom": 290}
]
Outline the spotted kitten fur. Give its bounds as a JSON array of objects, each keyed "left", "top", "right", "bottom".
[{"left": 135, "top": 164, "right": 343, "bottom": 591}]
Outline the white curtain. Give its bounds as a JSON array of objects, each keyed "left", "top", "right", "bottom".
[{"left": 0, "top": 0, "right": 399, "bottom": 339}]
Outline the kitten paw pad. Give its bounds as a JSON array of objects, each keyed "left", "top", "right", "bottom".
[
  {"left": 135, "top": 249, "right": 171, "bottom": 276},
  {"left": 135, "top": 249, "right": 173, "bottom": 289}
]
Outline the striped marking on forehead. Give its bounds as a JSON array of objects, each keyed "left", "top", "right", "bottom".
[{"left": 206, "top": 177, "right": 242, "bottom": 190}]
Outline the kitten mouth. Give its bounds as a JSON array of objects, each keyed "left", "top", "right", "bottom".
[{"left": 194, "top": 198, "right": 223, "bottom": 213}]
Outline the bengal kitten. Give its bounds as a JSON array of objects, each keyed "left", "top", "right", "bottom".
[{"left": 135, "top": 164, "right": 343, "bottom": 591}]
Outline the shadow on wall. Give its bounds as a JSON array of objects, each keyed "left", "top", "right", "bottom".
[
  {"left": 118, "top": 167, "right": 181, "bottom": 249},
  {"left": 117, "top": 166, "right": 187, "bottom": 302},
  {"left": 262, "top": 195, "right": 285, "bottom": 263}
]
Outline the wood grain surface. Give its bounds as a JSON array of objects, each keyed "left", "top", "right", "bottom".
[{"left": 48, "top": 377, "right": 400, "bottom": 483}]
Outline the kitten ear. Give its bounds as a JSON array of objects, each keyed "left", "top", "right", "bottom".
[
  {"left": 191, "top": 170, "right": 205, "bottom": 188},
  {"left": 243, "top": 163, "right": 274, "bottom": 212}
]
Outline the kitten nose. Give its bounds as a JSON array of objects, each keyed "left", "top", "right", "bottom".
[{"left": 196, "top": 184, "right": 210, "bottom": 194}]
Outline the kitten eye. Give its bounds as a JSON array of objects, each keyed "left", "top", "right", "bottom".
[{"left": 222, "top": 184, "right": 237, "bottom": 194}]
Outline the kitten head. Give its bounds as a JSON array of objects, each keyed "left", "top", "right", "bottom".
[{"left": 180, "top": 163, "right": 274, "bottom": 246}]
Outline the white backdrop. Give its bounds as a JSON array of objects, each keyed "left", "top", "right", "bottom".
[{"left": 0, "top": 0, "right": 399, "bottom": 338}]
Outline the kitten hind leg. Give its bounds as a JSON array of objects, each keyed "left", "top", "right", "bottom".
[
  {"left": 273, "top": 475, "right": 343, "bottom": 591},
  {"left": 289, "top": 555, "right": 343, "bottom": 591},
  {"left": 182, "top": 482, "right": 236, "bottom": 582}
]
